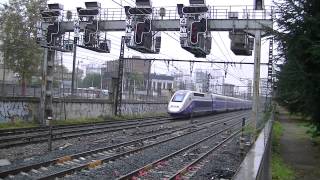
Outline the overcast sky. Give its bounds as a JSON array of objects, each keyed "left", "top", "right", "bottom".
[{"left": 1, "top": 0, "right": 274, "bottom": 90}]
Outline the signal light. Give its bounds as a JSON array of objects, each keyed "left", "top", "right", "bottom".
[
  {"left": 85, "top": 2, "right": 101, "bottom": 9},
  {"left": 136, "top": 0, "right": 152, "bottom": 7},
  {"left": 128, "top": 7, "right": 152, "bottom": 15},
  {"left": 135, "top": 19, "right": 151, "bottom": 45},
  {"left": 190, "top": 18, "right": 207, "bottom": 44},
  {"left": 182, "top": 6, "right": 208, "bottom": 14},
  {"left": 254, "top": 0, "right": 264, "bottom": 10},
  {"left": 48, "top": 3, "right": 64, "bottom": 10},
  {"left": 189, "top": 0, "right": 205, "bottom": 5}
]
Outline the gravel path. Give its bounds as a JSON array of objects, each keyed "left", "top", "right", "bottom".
[{"left": 279, "top": 109, "right": 320, "bottom": 180}]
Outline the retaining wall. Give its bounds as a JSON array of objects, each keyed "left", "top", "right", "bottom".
[{"left": 0, "top": 97, "right": 168, "bottom": 123}]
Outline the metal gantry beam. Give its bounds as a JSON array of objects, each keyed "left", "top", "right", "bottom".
[
  {"left": 59, "top": 19, "right": 273, "bottom": 32},
  {"left": 122, "top": 57, "right": 270, "bottom": 65}
]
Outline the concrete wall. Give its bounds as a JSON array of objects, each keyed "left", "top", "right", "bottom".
[
  {"left": 0, "top": 100, "right": 37, "bottom": 123},
  {"left": 0, "top": 97, "right": 168, "bottom": 123}
]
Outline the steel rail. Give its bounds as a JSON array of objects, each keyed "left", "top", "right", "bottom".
[
  {"left": 37, "top": 114, "right": 245, "bottom": 180},
  {"left": 0, "top": 116, "right": 168, "bottom": 137},
  {"left": 0, "top": 118, "right": 173, "bottom": 148},
  {"left": 168, "top": 130, "right": 241, "bottom": 180},
  {"left": 0, "top": 111, "right": 247, "bottom": 148},
  {"left": 117, "top": 119, "right": 243, "bottom": 180}
]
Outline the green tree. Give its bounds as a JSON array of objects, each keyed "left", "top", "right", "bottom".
[
  {"left": 80, "top": 73, "right": 101, "bottom": 88},
  {"left": 274, "top": 0, "right": 320, "bottom": 135},
  {"left": 0, "top": 0, "right": 47, "bottom": 95}
]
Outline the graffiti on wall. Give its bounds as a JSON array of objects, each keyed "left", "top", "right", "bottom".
[
  {"left": 122, "top": 103, "right": 167, "bottom": 115},
  {"left": 0, "top": 102, "right": 33, "bottom": 122}
]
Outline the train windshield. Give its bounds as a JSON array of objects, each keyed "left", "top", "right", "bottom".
[{"left": 172, "top": 93, "right": 186, "bottom": 102}]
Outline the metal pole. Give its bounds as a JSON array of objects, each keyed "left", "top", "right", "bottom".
[
  {"left": 114, "top": 36, "right": 125, "bottom": 116},
  {"left": 48, "top": 116, "right": 53, "bottom": 151},
  {"left": 1, "top": 51, "right": 5, "bottom": 96},
  {"left": 76, "top": 60, "right": 79, "bottom": 90},
  {"left": 40, "top": 48, "right": 48, "bottom": 126},
  {"left": 146, "top": 61, "right": 151, "bottom": 97},
  {"left": 71, "top": 37, "right": 78, "bottom": 96},
  {"left": 240, "top": 117, "right": 246, "bottom": 156},
  {"left": 60, "top": 51, "right": 67, "bottom": 121},
  {"left": 252, "top": 30, "right": 261, "bottom": 130}
]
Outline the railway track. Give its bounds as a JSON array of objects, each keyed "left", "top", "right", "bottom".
[
  {"left": 118, "top": 122, "right": 241, "bottom": 180},
  {"left": 0, "top": 116, "right": 173, "bottom": 148},
  {"left": 0, "top": 116, "right": 168, "bottom": 137},
  {"left": 0, "top": 111, "right": 249, "bottom": 179}
]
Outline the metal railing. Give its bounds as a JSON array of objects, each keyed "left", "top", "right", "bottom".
[
  {"left": 232, "top": 110, "right": 274, "bottom": 180},
  {"left": 60, "top": 5, "right": 274, "bottom": 21}
]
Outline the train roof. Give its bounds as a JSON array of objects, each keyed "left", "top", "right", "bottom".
[{"left": 173, "top": 90, "right": 251, "bottom": 102}]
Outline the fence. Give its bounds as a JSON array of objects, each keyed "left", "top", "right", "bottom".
[
  {"left": 0, "top": 84, "right": 170, "bottom": 103},
  {"left": 232, "top": 110, "right": 274, "bottom": 180}
]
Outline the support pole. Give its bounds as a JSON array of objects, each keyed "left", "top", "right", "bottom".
[
  {"left": 1, "top": 51, "right": 6, "bottom": 96},
  {"left": 71, "top": 20, "right": 80, "bottom": 96},
  {"left": 146, "top": 61, "right": 151, "bottom": 97},
  {"left": 40, "top": 48, "right": 48, "bottom": 126},
  {"left": 252, "top": 30, "right": 261, "bottom": 130},
  {"left": 114, "top": 36, "right": 125, "bottom": 116},
  {"left": 71, "top": 37, "right": 78, "bottom": 96}
]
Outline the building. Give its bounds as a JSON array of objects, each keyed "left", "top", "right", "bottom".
[
  {"left": 105, "top": 57, "right": 151, "bottom": 75},
  {"left": 173, "top": 73, "right": 194, "bottom": 91},
  {"left": 194, "top": 69, "right": 225, "bottom": 93},
  {"left": 223, "top": 83, "right": 235, "bottom": 97},
  {"left": 102, "top": 57, "right": 151, "bottom": 91},
  {"left": 86, "top": 64, "right": 101, "bottom": 75},
  {"left": 149, "top": 73, "right": 174, "bottom": 96}
]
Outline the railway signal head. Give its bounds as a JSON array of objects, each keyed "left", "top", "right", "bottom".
[
  {"left": 190, "top": 18, "right": 207, "bottom": 44},
  {"left": 135, "top": 19, "right": 151, "bottom": 45}
]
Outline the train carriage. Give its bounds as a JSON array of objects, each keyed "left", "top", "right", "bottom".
[{"left": 168, "top": 90, "right": 252, "bottom": 117}]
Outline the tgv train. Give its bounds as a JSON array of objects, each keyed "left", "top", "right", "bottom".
[{"left": 168, "top": 90, "right": 252, "bottom": 117}]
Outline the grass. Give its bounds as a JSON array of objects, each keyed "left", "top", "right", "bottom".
[
  {"left": 52, "top": 117, "right": 105, "bottom": 126},
  {"left": 272, "top": 153, "right": 296, "bottom": 180},
  {"left": 271, "top": 121, "right": 296, "bottom": 180},
  {"left": 103, "top": 112, "right": 168, "bottom": 121},
  {"left": 0, "top": 120, "right": 39, "bottom": 129}
]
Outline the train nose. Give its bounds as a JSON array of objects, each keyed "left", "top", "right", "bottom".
[{"left": 168, "top": 104, "right": 182, "bottom": 113}]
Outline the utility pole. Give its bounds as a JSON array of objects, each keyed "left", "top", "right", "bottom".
[
  {"left": 71, "top": 38, "right": 78, "bottom": 96},
  {"left": 1, "top": 52, "right": 5, "bottom": 96},
  {"left": 114, "top": 36, "right": 125, "bottom": 116},
  {"left": 40, "top": 49, "right": 48, "bottom": 126},
  {"left": 71, "top": 20, "right": 80, "bottom": 96},
  {"left": 265, "top": 37, "right": 274, "bottom": 111},
  {"left": 60, "top": 51, "right": 67, "bottom": 121},
  {"left": 146, "top": 60, "right": 151, "bottom": 97},
  {"left": 40, "top": 49, "right": 55, "bottom": 126},
  {"left": 252, "top": 30, "right": 262, "bottom": 130}
]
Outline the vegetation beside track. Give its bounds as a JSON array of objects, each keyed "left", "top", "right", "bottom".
[
  {"left": 0, "top": 120, "right": 39, "bottom": 129},
  {"left": 271, "top": 121, "right": 295, "bottom": 180}
]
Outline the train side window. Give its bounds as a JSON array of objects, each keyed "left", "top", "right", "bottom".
[{"left": 193, "top": 93, "right": 205, "bottom": 97}]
